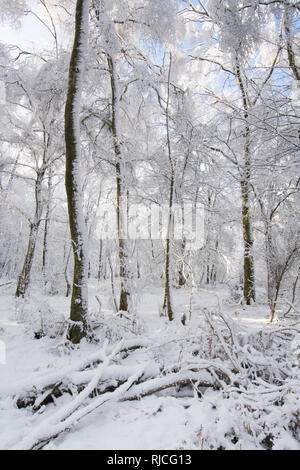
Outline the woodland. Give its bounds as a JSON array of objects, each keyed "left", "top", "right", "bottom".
[{"left": 0, "top": 0, "right": 299, "bottom": 450}]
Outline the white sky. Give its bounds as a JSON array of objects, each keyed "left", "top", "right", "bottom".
[
  {"left": 0, "top": 10, "right": 61, "bottom": 53},
  {"left": 0, "top": 6, "right": 71, "bottom": 106}
]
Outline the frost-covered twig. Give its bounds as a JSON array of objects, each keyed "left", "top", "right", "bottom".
[
  {"left": 283, "top": 299, "right": 300, "bottom": 317},
  {"left": 203, "top": 308, "right": 245, "bottom": 377}
]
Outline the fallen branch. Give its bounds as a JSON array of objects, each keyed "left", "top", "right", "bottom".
[
  {"left": 25, "top": 365, "right": 147, "bottom": 450},
  {"left": 121, "top": 369, "right": 216, "bottom": 401},
  {"left": 7, "top": 338, "right": 150, "bottom": 402},
  {"left": 0, "top": 281, "right": 13, "bottom": 288}
]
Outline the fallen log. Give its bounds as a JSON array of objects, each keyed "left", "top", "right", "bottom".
[
  {"left": 19, "top": 366, "right": 147, "bottom": 450},
  {"left": 16, "top": 366, "right": 215, "bottom": 450},
  {"left": 121, "top": 369, "right": 216, "bottom": 401},
  {"left": 9, "top": 338, "right": 151, "bottom": 406}
]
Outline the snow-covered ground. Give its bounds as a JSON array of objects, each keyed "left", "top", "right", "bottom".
[{"left": 0, "top": 281, "right": 299, "bottom": 450}]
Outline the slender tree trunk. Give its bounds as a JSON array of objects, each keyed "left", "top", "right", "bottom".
[
  {"left": 65, "top": 0, "right": 90, "bottom": 343},
  {"left": 235, "top": 60, "right": 256, "bottom": 305},
  {"left": 266, "top": 230, "right": 297, "bottom": 323},
  {"left": 63, "top": 242, "right": 72, "bottom": 298},
  {"left": 107, "top": 53, "right": 130, "bottom": 313},
  {"left": 97, "top": 239, "right": 102, "bottom": 282},
  {"left": 13, "top": 222, "right": 23, "bottom": 276},
  {"left": 241, "top": 175, "right": 255, "bottom": 304},
  {"left": 163, "top": 53, "right": 174, "bottom": 321},
  {"left": 265, "top": 226, "right": 277, "bottom": 320},
  {"left": 42, "top": 166, "right": 53, "bottom": 284},
  {"left": 15, "top": 170, "right": 45, "bottom": 297},
  {"left": 15, "top": 223, "right": 40, "bottom": 298},
  {"left": 284, "top": 8, "right": 300, "bottom": 82},
  {"left": 178, "top": 201, "right": 186, "bottom": 287},
  {"left": 284, "top": 272, "right": 299, "bottom": 317},
  {"left": 178, "top": 240, "right": 186, "bottom": 287}
]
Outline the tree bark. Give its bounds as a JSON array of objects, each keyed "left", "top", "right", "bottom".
[
  {"left": 65, "top": 0, "right": 90, "bottom": 343},
  {"left": 107, "top": 53, "right": 130, "bottom": 313},
  {"left": 284, "top": 8, "right": 300, "bottom": 82},
  {"left": 42, "top": 166, "right": 53, "bottom": 284},
  {"left": 163, "top": 53, "right": 174, "bottom": 321},
  {"left": 15, "top": 223, "right": 40, "bottom": 298},
  {"left": 241, "top": 176, "right": 255, "bottom": 304},
  {"left": 15, "top": 169, "right": 45, "bottom": 297},
  {"left": 235, "top": 60, "right": 256, "bottom": 305}
]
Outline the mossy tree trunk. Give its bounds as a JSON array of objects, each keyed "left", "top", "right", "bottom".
[
  {"left": 65, "top": 0, "right": 90, "bottom": 344},
  {"left": 235, "top": 60, "right": 256, "bottom": 305},
  {"left": 241, "top": 175, "right": 255, "bottom": 304}
]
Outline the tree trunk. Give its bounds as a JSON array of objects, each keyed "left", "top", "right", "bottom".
[
  {"left": 42, "top": 166, "right": 53, "bottom": 284},
  {"left": 178, "top": 202, "right": 186, "bottom": 287},
  {"left": 178, "top": 240, "right": 186, "bottom": 287},
  {"left": 265, "top": 226, "right": 276, "bottom": 320},
  {"left": 163, "top": 53, "right": 174, "bottom": 321},
  {"left": 65, "top": 0, "right": 90, "bottom": 343},
  {"left": 241, "top": 176, "right": 255, "bottom": 304},
  {"left": 97, "top": 239, "right": 102, "bottom": 282},
  {"left": 15, "top": 170, "right": 45, "bottom": 297},
  {"left": 107, "top": 53, "right": 130, "bottom": 313},
  {"left": 266, "top": 228, "right": 297, "bottom": 322},
  {"left": 235, "top": 60, "right": 256, "bottom": 305},
  {"left": 284, "top": 8, "right": 300, "bottom": 82},
  {"left": 15, "top": 223, "right": 40, "bottom": 298},
  {"left": 63, "top": 242, "right": 72, "bottom": 298}
]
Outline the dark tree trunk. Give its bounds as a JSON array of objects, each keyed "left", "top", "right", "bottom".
[
  {"left": 97, "top": 239, "right": 103, "bottom": 281},
  {"left": 235, "top": 60, "right": 256, "bottom": 305},
  {"left": 15, "top": 169, "right": 45, "bottom": 297},
  {"left": 65, "top": 0, "right": 90, "bottom": 343},
  {"left": 241, "top": 176, "right": 255, "bottom": 304},
  {"left": 16, "top": 223, "right": 40, "bottom": 298}
]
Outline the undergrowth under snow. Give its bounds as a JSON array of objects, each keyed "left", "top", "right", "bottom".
[{"left": 0, "top": 281, "right": 299, "bottom": 450}]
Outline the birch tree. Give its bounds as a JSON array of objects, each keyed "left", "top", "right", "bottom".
[{"left": 181, "top": 0, "right": 288, "bottom": 304}]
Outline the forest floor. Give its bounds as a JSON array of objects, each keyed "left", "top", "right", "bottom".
[{"left": 0, "top": 281, "right": 299, "bottom": 450}]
